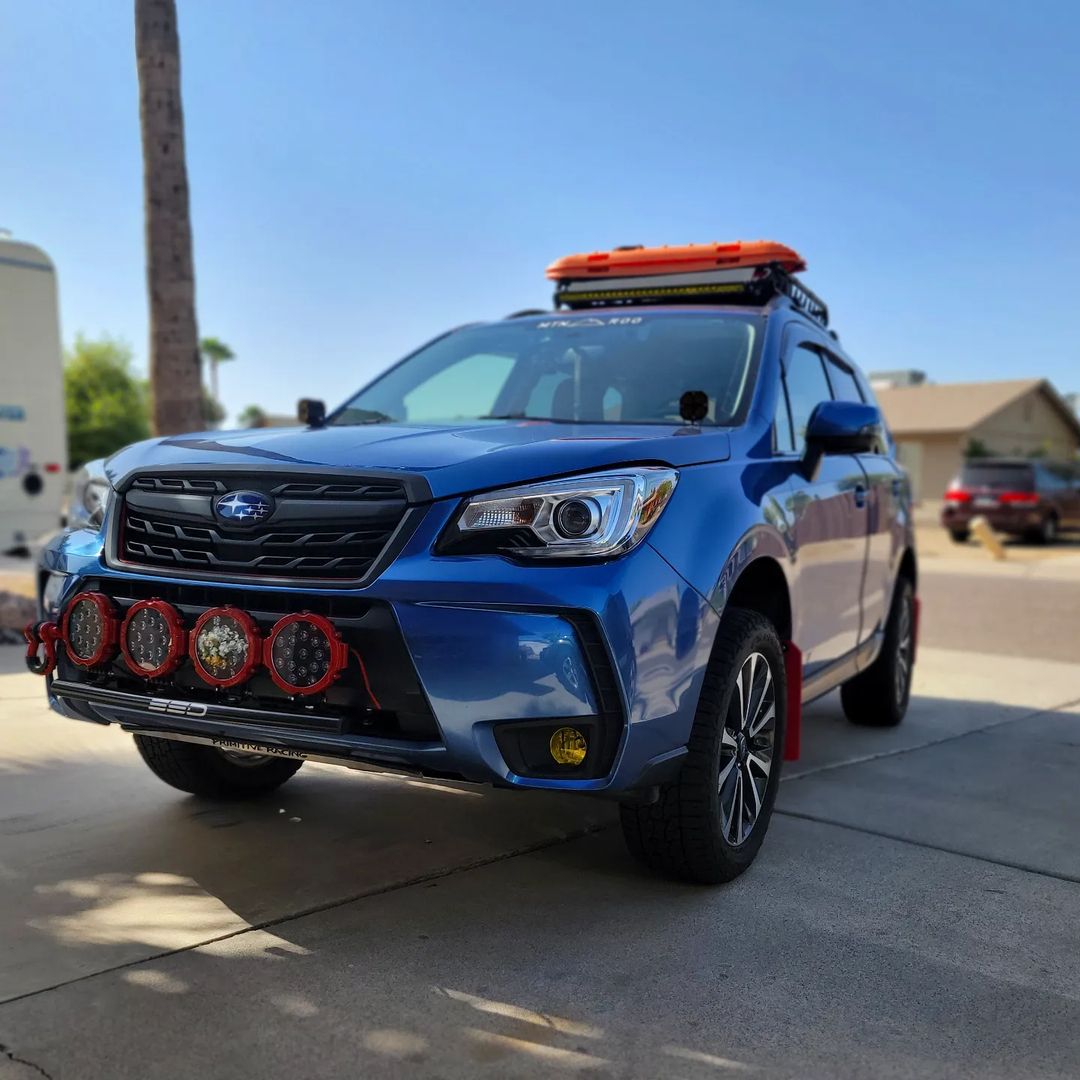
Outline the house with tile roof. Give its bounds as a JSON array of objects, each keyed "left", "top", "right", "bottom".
[{"left": 874, "top": 378, "right": 1080, "bottom": 502}]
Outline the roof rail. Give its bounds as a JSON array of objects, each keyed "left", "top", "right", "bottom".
[{"left": 504, "top": 308, "right": 548, "bottom": 319}]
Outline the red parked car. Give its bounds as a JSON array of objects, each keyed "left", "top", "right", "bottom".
[{"left": 942, "top": 459, "right": 1080, "bottom": 543}]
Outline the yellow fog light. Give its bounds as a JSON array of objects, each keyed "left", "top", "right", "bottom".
[{"left": 549, "top": 726, "right": 587, "bottom": 766}]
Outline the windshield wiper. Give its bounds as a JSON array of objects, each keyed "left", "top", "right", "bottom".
[
  {"left": 479, "top": 413, "right": 564, "bottom": 422},
  {"left": 333, "top": 409, "right": 397, "bottom": 426}
]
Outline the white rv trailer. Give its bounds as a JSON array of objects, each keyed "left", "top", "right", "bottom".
[{"left": 0, "top": 236, "right": 66, "bottom": 552}]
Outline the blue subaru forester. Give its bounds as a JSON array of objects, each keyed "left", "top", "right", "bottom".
[{"left": 29, "top": 241, "right": 916, "bottom": 883}]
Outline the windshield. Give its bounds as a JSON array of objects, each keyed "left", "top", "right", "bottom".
[{"left": 331, "top": 312, "right": 760, "bottom": 427}]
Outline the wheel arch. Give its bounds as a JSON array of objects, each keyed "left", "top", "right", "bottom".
[
  {"left": 722, "top": 555, "right": 793, "bottom": 642},
  {"left": 897, "top": 546, "right": 917, "bottom": 591}
]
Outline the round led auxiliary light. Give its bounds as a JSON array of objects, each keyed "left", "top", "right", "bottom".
[
  {"left": 121, "top": 599, "right": 187, "bottom": 679},
  {"left": 62, "top": 592, "right": 119, "bottom": 668},
  {"left": 264, "top": 612, "right": 348, "bottom": 696},
  {"left": 190, "top": 607, "right": 261, "bottom": 688}
]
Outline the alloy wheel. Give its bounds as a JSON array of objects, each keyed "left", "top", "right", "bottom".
[{"left": 719, "top": 651, "right": 776, "bottom": 846}]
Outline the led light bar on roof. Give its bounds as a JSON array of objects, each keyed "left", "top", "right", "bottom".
[{"left": 557, "top": 265, "right": 762, "bottom": 298}]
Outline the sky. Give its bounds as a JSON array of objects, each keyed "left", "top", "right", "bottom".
[{"left": 2, "top": 0, "right": 1079, "bottom": 424}]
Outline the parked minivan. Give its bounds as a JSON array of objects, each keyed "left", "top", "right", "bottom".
[{"left": 942, "top": 458, "right": 1080, "bottom": 543}]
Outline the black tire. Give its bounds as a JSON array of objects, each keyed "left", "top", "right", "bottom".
[
  {"left": 840, "top": 577, "right": 914, "bottom": 728},
  {"left": 134, "top": 734, "right": 304, "bottom": 798},
  {"left": 1035, "top": 514, "right": 1059, "bottom": 545},
  {"left": 620, "top": 608, "right": 785, "bottom": 885},
  {"left": 948, "top": 528, "right": 970, "bottom": 543}
]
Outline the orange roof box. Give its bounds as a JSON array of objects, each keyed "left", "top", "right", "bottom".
[{"left": 546, "top": 240, "right": 806, "bottom": 281}]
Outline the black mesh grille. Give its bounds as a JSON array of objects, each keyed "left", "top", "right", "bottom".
[{"left": 118, "top": 473, "right": 412, "bottom": 582}]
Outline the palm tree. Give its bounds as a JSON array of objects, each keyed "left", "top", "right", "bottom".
[
  {"left": 199, "top": 336, "right": 235, "bottom": 401},
  {"left": 135, "top": 0, "right": 202, "bottom": 435}
]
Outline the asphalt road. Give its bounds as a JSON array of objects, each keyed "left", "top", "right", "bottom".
[
  {"left": 2, "top": 562, "right": 1080, "bottom": 1080},
  {"left": 919, "top": 569, "right": 1080, "bottom": 663}
]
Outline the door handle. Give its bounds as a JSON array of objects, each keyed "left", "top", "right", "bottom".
[{"left": 853, "top": 484, "right": 867, "bottom": 509}]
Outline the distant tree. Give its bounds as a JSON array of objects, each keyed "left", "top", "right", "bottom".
[
  {"left": 963, "top": 438, "right": 992, "bottom": 459},
  {"left": 199, "top": 336, "right": 235, "bottom": 401},
  {"left": 136, "top": 0, "right": 202, "bottom": 435},
  {"left": 64, "top": 335, "right": 151, "bottom": 468},
  {"left": 201, "top": 387, "right": 226, "bottom": 428},
  {"left": 238, "top": 404, "right": 268, "bottom": 429}
]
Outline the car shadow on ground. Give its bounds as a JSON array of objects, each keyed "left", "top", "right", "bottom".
[
  {"left": 6, "top": 694, "right": 1080, "bottom": 1079},
  {"left": 4, "top": 694, "right": 1073, "bottom": 976}
]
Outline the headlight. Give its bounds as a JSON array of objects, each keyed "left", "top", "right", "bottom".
[
  {"left": 439, "top": 468, "right": 678, "bottom": 559},
  {"left": 69, "top": 459, "right": 113, "bottom": 530}
]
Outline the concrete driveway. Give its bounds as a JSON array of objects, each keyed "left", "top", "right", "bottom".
[{"left": 2, "top": 562, "right": 1079, "bottom": 1079}]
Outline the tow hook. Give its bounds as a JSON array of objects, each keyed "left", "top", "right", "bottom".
[{"left": 24, "top": 620, "right": 61, "bottom": 676}]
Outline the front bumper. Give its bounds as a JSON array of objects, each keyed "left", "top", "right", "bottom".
[{"left": 39, "top": 498, "right": 717, "bottom": 795}]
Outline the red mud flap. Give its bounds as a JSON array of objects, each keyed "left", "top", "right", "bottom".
[{"left": 782, "top": 641, "right": 802, "bottom": 761}]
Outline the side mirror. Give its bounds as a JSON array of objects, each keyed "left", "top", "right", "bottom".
[
  {"left": 297, "top": 398, "right": 326, "bottom": 427},
  {"left": 803, "top": 400, "right": 884, "bottom": 480}
]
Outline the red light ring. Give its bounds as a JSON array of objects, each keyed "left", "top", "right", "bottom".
[
  {"left": 190, "top": 606, "right": 262, "bottom": 688},
  {"left": 62, "top": 591, "right": 120, "bottom": 668},
  {"left": 263, "top": 612, "right": 347, "bottom": 696},
  {"left": 120, "top": 599, "right": 188, "bottom": 679}
]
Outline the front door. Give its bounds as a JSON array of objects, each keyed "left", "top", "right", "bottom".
[
  {"left": 821, "top": 350, "right": 900, "bottom": 640},
  {"left": 780, "top": 341, "right": 869, "bottom": 677}
]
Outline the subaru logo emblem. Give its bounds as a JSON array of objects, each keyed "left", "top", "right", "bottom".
[{"left": 214, "top": 490, "right": 274, "bottom": 526}]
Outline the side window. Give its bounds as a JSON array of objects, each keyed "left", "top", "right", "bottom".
[
  {"left": 402, "top": 352, "right": 514, "bottom": 421},
  {"left": 823, "top": 354, "right": 864, "bottom": 403},
  {"left": 774, "top": 379, "right": 795, "bottom": 454},
  {"left": 1037, "top": 465, "right": 1068, "bottom": 492},
  {"left": 783, "top": 345, "right": 833, "bottom": 453}
]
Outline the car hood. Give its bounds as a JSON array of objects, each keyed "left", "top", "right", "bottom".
[{"left": 105, "top": 421, "right": 731, "bottom": 500}]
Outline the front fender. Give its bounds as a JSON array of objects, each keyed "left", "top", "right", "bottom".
[{"left": 647, "top": 460, "right": 797, "bottom": 618}]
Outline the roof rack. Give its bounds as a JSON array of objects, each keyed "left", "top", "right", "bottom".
[
  {"left": 545, "top": 240, "right": 829, "bottom": 327},
  {"left": 551, "top": 262, "right": 828, "bottom": 327}
]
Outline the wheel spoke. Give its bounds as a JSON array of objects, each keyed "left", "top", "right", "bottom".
[
  {"left": 747, "top": 750, "right": 771, "bottom": 778},
  {"left": 747, "top": 665, "right": 773, "bottom": 734},
  {"left": 734, "top": 667, "right": 746, "bottom": 732},
  {"left": 748, "top": 700, "right": 775, "bottom": 739},
  {"left": 744, "top": 763, "right": 763, "bottom": 819},
  {"left": 721, "top": 727, "right": 738, "bottom": 750},
  {"left": 717, "top": 754, "right": 738, "bottom": 791},
  {"left": 743, "top": 653, "right": 758, "bottom": 728},
  {"left": 732, "top": 771, "right": 744, "bottom": 843}
]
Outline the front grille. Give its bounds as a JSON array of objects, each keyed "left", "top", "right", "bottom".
[{"left": 116, "top": 472, "right": 414, "bottom": 583}]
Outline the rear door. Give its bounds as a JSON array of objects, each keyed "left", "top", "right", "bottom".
[
  {"left": 1040, "top": 464, "right": 1080, "bottom": 528},
  {"left": 821, "top": 351, "right": 901, "bottom": 640},
  {"left": 779, "top": 337, "right": 869, "bottom": 675}
]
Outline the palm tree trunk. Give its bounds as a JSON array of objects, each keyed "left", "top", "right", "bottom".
[{"left": 135, "top": 0, "right": 202, "bottom": 435}]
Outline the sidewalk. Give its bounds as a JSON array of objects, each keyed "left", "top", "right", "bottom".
[{"left": 915, "top": 524, "right": 1080, "bottom": 579}]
